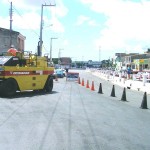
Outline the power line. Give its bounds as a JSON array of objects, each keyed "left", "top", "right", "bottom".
[
  {"left": 43, "top": 44, "right": 47, "bottom": 51},
  {"left": 7, "top": 0, "right": 40, "bottom": 38},
  {"left": 6, "top": 0, "right": 56, "bottom": 55}
]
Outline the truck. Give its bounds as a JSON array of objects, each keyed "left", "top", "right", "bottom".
[{"left": 0, "top": 50, "right": 54, "bottom": 97}]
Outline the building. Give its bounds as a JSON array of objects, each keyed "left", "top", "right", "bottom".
[
  {"left": 59, "top": 57, "right": 72, "bottom": 69},
  {"left": 115, "top": 53, "right": 139, "bottom": 70},
  {"left": 114, "top": 51, "right": 150, "bottom": 71},
  {"left": 0, "top": 27, "right": 26, "bottom": 53},
  {"left": 87, "top": 60, "right": 101, "bottom": 68}
]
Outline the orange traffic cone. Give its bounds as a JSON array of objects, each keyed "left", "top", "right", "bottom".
[
  {"left": 81, "top": 78, "right": 84, "bottom": 86},
  {"left": 86, "top": 80, "right": 90, "bottom": 88},
  {"left": 91, "top": 81, "right": 95, "bottom": 91}
]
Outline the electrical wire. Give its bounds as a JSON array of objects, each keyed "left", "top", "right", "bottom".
[
  {"left": 7, "top": 0, "right": 40, "bottom": 38},
  {"left": 6, "top": 0, "right": 56, "bottom": 54}
]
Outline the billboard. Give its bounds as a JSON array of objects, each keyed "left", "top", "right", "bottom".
[{"left": 66, "top": 72, "right": 79, "bottom": 81}]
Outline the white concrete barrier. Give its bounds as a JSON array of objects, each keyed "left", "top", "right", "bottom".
[{"left": 143, "top": 74, "right": 147, "bottom": 86}]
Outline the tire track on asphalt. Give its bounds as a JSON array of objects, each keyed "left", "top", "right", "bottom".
[
  {"left": 0, "top": 99, "right": 30, "bottom": 127},
  {"left": 38, "top": 82, "right": 67, "bottom": 150},
  {"left": 68, "top": 81, "right": 72, "bottom": 150},
  {"left": 77, "top": 86, "right": 101, "bottom": 150},
  {"left": 69, "top": 82, "right": 93, "bottom": 150},
  {"left": 58, "top": 81, "right": 94, "bottom": 150}
]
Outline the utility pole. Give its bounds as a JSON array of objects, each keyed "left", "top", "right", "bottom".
[
  {"left": 39, "top": 3, "right": 56, "bottom": 56},
  {"left": 9, "top": 1, "right": 13, "bottom": 47}
]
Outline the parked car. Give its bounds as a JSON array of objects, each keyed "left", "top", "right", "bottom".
[{"left": 55, "top": 69, "right": 64, "bottom": 78}]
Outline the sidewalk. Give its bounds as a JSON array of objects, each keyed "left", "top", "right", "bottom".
[{"left": 91, "top": 70, "right": 150, "bottom": 94}]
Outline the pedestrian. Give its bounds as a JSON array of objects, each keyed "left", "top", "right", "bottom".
[
  {"left": 120, "top": 67, "right": 123, "bottom": 73},
  {"left": 127, "top": 65, "right": 131, "bottom": 79},
  {"left": 65, "top": 67, "right": 69, "bottom": 73}
]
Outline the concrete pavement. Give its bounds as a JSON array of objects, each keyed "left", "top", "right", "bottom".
[{"left": 0, "top": 70, "right": 149, "bottom": 150}]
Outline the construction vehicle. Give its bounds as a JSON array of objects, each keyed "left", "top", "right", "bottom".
[{"left": 0, "top": 49, "right": 54, "bottom": 97}]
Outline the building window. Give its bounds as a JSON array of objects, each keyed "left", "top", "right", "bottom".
[
  {"left": 129, "top": 57, "right": 131, "bottom": 62},
  {"left": 132, "top": 64, "right": 135, "bottom": 69},
  {"left": 144, "top": 64, "right": 148, "bottom": 69}
]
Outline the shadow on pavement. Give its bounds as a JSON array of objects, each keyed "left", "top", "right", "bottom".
[{"left": 0, "top": 90, "right": 58, "bottom": 99}]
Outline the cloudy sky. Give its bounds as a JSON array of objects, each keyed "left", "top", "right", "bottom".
[{"left": 1, "top": 0, "right": 150, "bottom": 61}]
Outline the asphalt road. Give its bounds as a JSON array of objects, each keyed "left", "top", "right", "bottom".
[{"left": 0, "top": 69, "right": 150, "bottom": 150}]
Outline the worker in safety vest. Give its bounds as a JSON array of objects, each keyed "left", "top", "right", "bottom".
[{"left": 7, "top": 45, "right": 18, "bottom": 56}]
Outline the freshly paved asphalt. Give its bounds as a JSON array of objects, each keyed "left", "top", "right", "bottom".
[{"left": 0, "top": 69, "right": 149, "bottom": 150}]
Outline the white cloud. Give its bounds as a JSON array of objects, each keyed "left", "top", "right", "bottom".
[
  {"left": 75, "top": 15, "right": 98, "bottom": 27},
  {"left": 0, "top": 12, "right": 40, "bottom": 30},
  {"left": 13, "top": 12, "right": 40, "bottom": 30},
  {"left": 63, "top": 40, "right": 69, "bottom": 46},
  {"left": 50, "top": 0, "right": 68, "bottom": 18},
  {"left": 49, "top": 17, "right": 65, "bottom": 33},
  {"left": 0, "top": 16, "right": 9, "bottom": 29},
  {"left": 49, "top": 0, "right": 68, "bottom": 33},
  {"left": 2, "top": 0, "right": 40, "bottom": 10},
  {"left": 76, "top": 15, "right": 90, "bottom": 26},
  {"left": 1, "top": 0, "right": 67, "bottom": 33},
  {"left": 88, "top": 20, "right": 99, "bottom": 26},
  {"left": 81, "top": 0, "right": 150, "bottom": 53}
]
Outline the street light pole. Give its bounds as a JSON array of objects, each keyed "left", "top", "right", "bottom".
[{"left": 50, "top": 38, "right": 58, "bottom": 64}]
